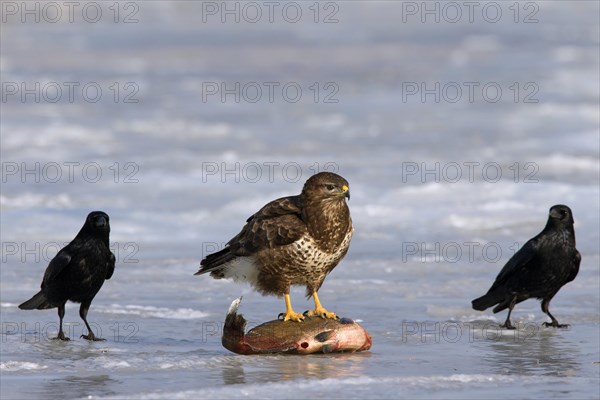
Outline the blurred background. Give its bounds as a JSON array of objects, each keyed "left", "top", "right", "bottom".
[{"left": 1, "top": 1, "right": 599, "bottom": 399}]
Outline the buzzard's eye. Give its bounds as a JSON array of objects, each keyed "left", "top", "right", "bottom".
[{"left": 325, "top": 184, "right": 335, "bottom": 191}]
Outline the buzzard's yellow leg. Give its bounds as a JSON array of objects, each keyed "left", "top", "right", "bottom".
[
  {"left": 282, "top": 293, "right": 305, "bottom": 322},
  {"left": 306, "top": 291, "right": 337, "bottom": 319}
]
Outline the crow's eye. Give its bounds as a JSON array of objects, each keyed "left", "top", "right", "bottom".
[{"left": 325, "top": 184, "right": 335, "bottom": 191}]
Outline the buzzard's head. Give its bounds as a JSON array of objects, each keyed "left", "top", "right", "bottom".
[{"left": 302, "top": 172, "right": 350, "bottom": 202}]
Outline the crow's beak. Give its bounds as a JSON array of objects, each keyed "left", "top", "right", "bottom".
[
  {"left": 549, "top": 207, "right": 567, "bottom": 220},
  {"left": 94, "top": 216, "right": 108, "bottom": 227}
]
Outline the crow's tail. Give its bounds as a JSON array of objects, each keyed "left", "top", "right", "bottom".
[
  {"left": 18, "top": 291, "right": 54, "bottom": 310},
  {"left": 472, "top": 290, "right": 505, "bottom": 312}
]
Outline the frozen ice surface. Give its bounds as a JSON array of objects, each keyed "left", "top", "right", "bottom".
[{"left": 1, "top": 2, "right": 598, "bottom": 399}]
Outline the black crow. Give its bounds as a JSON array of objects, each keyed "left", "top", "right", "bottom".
[
  {"left": 472, "top": 205, "right": 580, "bottom": 329},
  {"left": 19, "top": 211, "right": 115, "bottom": 341}
]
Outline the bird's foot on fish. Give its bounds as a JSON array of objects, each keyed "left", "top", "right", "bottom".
[
  {"left": 278, "top": 310, "right": 305, "bottom": 322},
  {"left": 543, "top": 321, "right": 570, "bottom": 328},
  {"left": 81, "top": 332, "right": 106, "bottom": 341},
  {"left": 304, "top": 307, "right": 338, "bottom": 320}
]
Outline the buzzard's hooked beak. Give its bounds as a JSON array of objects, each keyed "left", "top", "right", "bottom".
[{"left": 342, "top": 185, "right": 350, "bottom": 200}]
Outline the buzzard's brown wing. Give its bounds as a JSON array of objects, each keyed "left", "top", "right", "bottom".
[
  {"left": 197, "top": 195, "right": 307, "bottom": 273},
  {"left": 228, "top": 195, "right": 306, "bottom": 256}
]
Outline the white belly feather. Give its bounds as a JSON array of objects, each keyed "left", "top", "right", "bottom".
[{"left": 220, "top": 257, "right": 260, "bottom": 286}]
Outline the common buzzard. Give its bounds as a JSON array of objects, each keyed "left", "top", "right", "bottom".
[{"left": 196, "top": 172, "right": 353, "bottom": 322}]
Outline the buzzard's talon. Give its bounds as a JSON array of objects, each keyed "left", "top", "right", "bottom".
[
  {"left": 281, "top": 293, "right": 304, "bottom": 322},
  {"left": 277, "top": 312, "right": 303, "bottom": 321},
  {"left": 282, "top": 310, "right": 305, "bottom": 322},
  {"left": 309, "top": 292, "right": 337, "bottom": 319},
  {"left": 305, "top": 307, "right": 337, "bottom": 320}
]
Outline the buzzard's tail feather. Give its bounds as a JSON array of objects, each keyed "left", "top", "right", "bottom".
[
  {"left": 472, "top": 289, "right": 506, "bottom": 312},
  {"left": 196, "top": 248, "right": 236, "bottom": 275},
  {"left": 19, "top": 292, "right": 54, "bottom": 310}
]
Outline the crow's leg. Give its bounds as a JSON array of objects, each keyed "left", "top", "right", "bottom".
[
  {"left": 501, "top": 297, "right": 517, "bottom": 330},
  {"left": 79, "top": 302, "right": 105, "bottom": 341},
  {"left": 541, "top": 298, "right": 569, "bottom": 328},
  {"left": 54, "top": 304, "right": 70, "bottom": 341}
]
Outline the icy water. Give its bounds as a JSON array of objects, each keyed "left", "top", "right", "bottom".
[{"left": 1, "top": 1, "right": 599, "bottom": 399}]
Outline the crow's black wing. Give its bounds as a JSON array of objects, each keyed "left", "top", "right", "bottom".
[
  {"left": 567, "top": 250, "right": 581, "bottom": 283},
  {"left": 105, "top": 252, "right": 116, "bottom": 280},
  {"left": 42, "top": 250, "right": 72, "bottom": 283},
  {"left": 488, "top": 238, "right": 538, "bottom": 292}
]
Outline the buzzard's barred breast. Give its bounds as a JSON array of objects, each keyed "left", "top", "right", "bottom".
[{"left": 252, "top": 227, "right": 353, "bottom": 295}]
